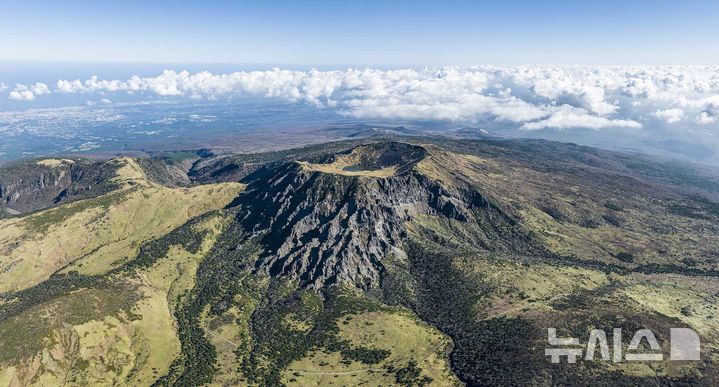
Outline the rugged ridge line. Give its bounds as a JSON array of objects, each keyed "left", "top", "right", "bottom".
[
  {"left": 0, "top": 158, "right": 120, "bottom": 216},
  {"left": 230, "top": 142, "right": 494, "bottom": 288}
]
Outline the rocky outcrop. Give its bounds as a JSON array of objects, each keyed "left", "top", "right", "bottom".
[
  {"left": 231, "top": 142, "right": 488, "bottom": 288},
  {"left": 0, "top": 159, "right": 119, "bottom": 215}
]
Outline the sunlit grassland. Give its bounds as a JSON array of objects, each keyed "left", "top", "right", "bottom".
[
  {"left": 0, "top": 158, "right": 244, "bottom": 293},
  {"left": 282, "top": 310, "right": 459, "bottom": 386},
  {"left": 0, "top": 189, "right": 234, "bottom": 385}
]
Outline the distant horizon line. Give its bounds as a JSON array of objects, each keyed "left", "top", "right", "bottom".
[{"left": 1, "top": 60, "right": 718, "bottom": 68}]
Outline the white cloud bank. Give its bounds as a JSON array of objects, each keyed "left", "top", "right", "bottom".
[
  {"left": 3, "top": 66, "right": 719, "bottom": 133},
  {"left": 8, "top": 82, "right": 51, "bottom": 101},
  {"left": 654, "top": 108, "right": 685, "bottom": 124},
  {"left": 522, "top": 105, "right": 642, "bottom": 130}
]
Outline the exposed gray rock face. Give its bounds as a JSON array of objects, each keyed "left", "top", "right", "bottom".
[
  {"left": 233, "top": 142, "right": 480, "bottom": 288},
  {"left": 0, "top": 159, "right": 119, "bottom": 216}
]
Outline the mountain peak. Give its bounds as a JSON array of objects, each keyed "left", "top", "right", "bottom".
[
  {"left": 297, "top": 142, "right": 427, "bottom": 178},
  {"left": 232, "top": 142, "right": 483, "bottom": 288}
]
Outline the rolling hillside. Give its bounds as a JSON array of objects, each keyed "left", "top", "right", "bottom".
[{"left": 1, "top": 138, "right": 718, "bottom": 386}]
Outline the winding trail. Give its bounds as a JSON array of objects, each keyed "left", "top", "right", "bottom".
[{"left": 205, "top": 328, "right": 240, "bottom": 349}]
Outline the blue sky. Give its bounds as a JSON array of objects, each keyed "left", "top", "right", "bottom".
[
  {"left": 1, "top": 1, "right": 718, "bottom": 166},
  {"left": 2, "top": 0, "right": 718, "bottom": 65}
]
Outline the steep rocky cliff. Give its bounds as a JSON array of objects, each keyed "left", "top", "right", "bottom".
[
  {"left": 231, "top": 142, "right": 514, "bottom": 288},
  {"left": 3, "top": 139, "right": 719, "bottom": 385},
  {"left": 0, "top": 158, "right": 119, "bottom": 216}
]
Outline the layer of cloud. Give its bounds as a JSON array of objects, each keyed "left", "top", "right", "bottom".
[
  {"left": 522, "top": 106, "right": 641, "bottom": 130},
  {"left": 2, "top": 66, "right": 719, "bottom": 134},
  {"left": 654, "top": 108, "right": 685, "bottom": 124},
  {"left": 8, "top": 82, "right": 51, "bottom": 101}
]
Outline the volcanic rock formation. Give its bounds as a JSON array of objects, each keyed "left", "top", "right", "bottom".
[{"left": 232, "top": 142, "right": 488, "bottom": 288}]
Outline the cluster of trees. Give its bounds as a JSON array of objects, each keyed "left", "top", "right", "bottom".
[
  {"left": 0, "top": 210, "right": 220, "bottom": 387},
  {"left": 156, "top": 215, "right": 256, "bottom": 385},
  {"left": 123, "top": 212, "right": 211, "bottom": 270},
  {"left": 240, "top": 285, "right": 391, "bottom": 385},
  {"left": 389, "top": 360, "right": 432, "bottom": 386},
  {"left": 398, "top": 240, "right": 542, "bottom": 385},
  {"left": 0, "top": 271, "right": 103, "bottom": 322},
  {"left": 149, "top": 216, "right": 385, "bottom": 385}
]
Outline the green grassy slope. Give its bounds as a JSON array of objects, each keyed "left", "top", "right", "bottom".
[{"left": 0, "top": 139, "right": 718, "bottom": 386}]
